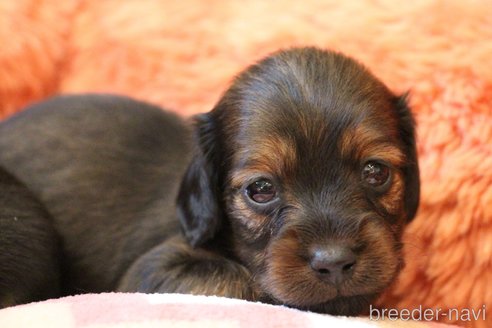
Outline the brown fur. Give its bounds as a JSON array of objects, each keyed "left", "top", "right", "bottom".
[
  {"left": 0, "top": 47, "right": 419, "bottom": 316},
  {"left": 175, "top": 47, "right": 419, "bottom": 315}
]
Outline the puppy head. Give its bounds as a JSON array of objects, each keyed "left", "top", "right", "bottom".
[{"left": 177, "top": 47, "right": 419, "bottom": 314}]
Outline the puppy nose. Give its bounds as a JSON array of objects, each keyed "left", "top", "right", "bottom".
[{"left": 309, "top": 246, "right": 356, "bottom": 285}]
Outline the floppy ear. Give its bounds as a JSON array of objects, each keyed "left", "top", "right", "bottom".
[
  {"left": 176, "top": 113, "right": 224, "bottom": 247},
  {"left": 394, "top": 94, "right": 420, "bottom": 222}
]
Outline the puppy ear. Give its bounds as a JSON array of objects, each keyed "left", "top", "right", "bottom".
[
  {"left": 176, "top": 113, "right": 224, "bottom": 247},
  {"left": 394, "top": 94, "right": 420, "bottom": 222}
]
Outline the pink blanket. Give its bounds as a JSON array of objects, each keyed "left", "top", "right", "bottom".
[{"left": 0, "top": 293, "right": 457, "bottom": 328}]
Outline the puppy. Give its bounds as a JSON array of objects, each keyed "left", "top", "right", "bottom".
[{"left": 0, "top": 47, "right": 419, "bottom": 315}]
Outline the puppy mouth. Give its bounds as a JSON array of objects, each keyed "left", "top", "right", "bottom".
[
  {"left": 259, "top": 240, "right": 400, "bottom": 309},
  {"left": 258, "top": 261, "right": 382, "bottom": 308}
]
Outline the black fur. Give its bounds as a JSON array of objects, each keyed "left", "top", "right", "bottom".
[
  {"left": 0, "top": 95, "right": 192, "bottom": 295},
  {"left": 0, "top": 167, "right": 61, "bottom": 307},
  {"left": 393, "top": 94, "right": 420, "bottom": 221},
  {"left": 176, "top": 114, "right": 224, "bottom": 247}
]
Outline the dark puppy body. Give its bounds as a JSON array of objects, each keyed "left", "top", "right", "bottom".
[
  {"left": 0, "top": 96, "right": 191, "bottom": 297},
  {"left": 0, "top": 167, "right": 61, "bottom": 307},
  {"left": 0, "top": 47, "right": 419, "bottom": 314}
]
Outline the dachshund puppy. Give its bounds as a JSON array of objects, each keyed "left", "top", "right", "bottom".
[{"left": 0, "top": 47, "right": 419, "bottom": 315}]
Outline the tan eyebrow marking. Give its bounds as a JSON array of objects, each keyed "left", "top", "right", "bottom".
[
  {"left": 340, "top": 124, "right": 406, "bottom": 166},
  {"left": 230, "top": 135, "right": 297, "bottom": 186},
  {"left": 229, "top": 168, "right": 261, "bottom": 189}
]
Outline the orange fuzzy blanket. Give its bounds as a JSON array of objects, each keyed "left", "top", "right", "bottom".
[{"left": 1, "top": 1, "right": 491, "bottom": 327}]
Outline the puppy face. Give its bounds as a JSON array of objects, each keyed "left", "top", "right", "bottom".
[{"left": 177, "top": 47, "right": 419, "bottom": 315}]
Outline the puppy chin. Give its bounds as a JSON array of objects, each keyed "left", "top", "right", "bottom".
[
  {"left": 260, "top": 268, "right": 380, "bottom": 316},
  {"left": 258, "top": 221, "right": 401, "bottom": 312}
]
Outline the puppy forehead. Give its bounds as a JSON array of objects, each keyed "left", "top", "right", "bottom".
[
  {"left": 233, "top": 48, "right": 395, "bottom": 122},
  {"left": 227, "top": 48, "right": 405, "bottom": 178}
]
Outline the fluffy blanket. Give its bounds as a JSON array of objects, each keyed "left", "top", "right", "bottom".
[
  {"left": 0, "top": 0, "right": 491, "bottom": 327},
  {"left": 0, "top": 293, "right": 457, "bottom": 328}
]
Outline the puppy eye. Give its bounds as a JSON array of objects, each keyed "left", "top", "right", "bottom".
[
  {"left": 246, "top": 179, "right": 277, "bottom": 204},
  {"left": 362, "top": 161, "right": 390, "bottom": 188}
]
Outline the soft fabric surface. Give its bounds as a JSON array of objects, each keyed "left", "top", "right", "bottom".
[
  {"left": 0, "top": 1, "right": 491, "bottom": 327},
  {"left": 0, "top": 293, "right": 458, "bottom": 328}
]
